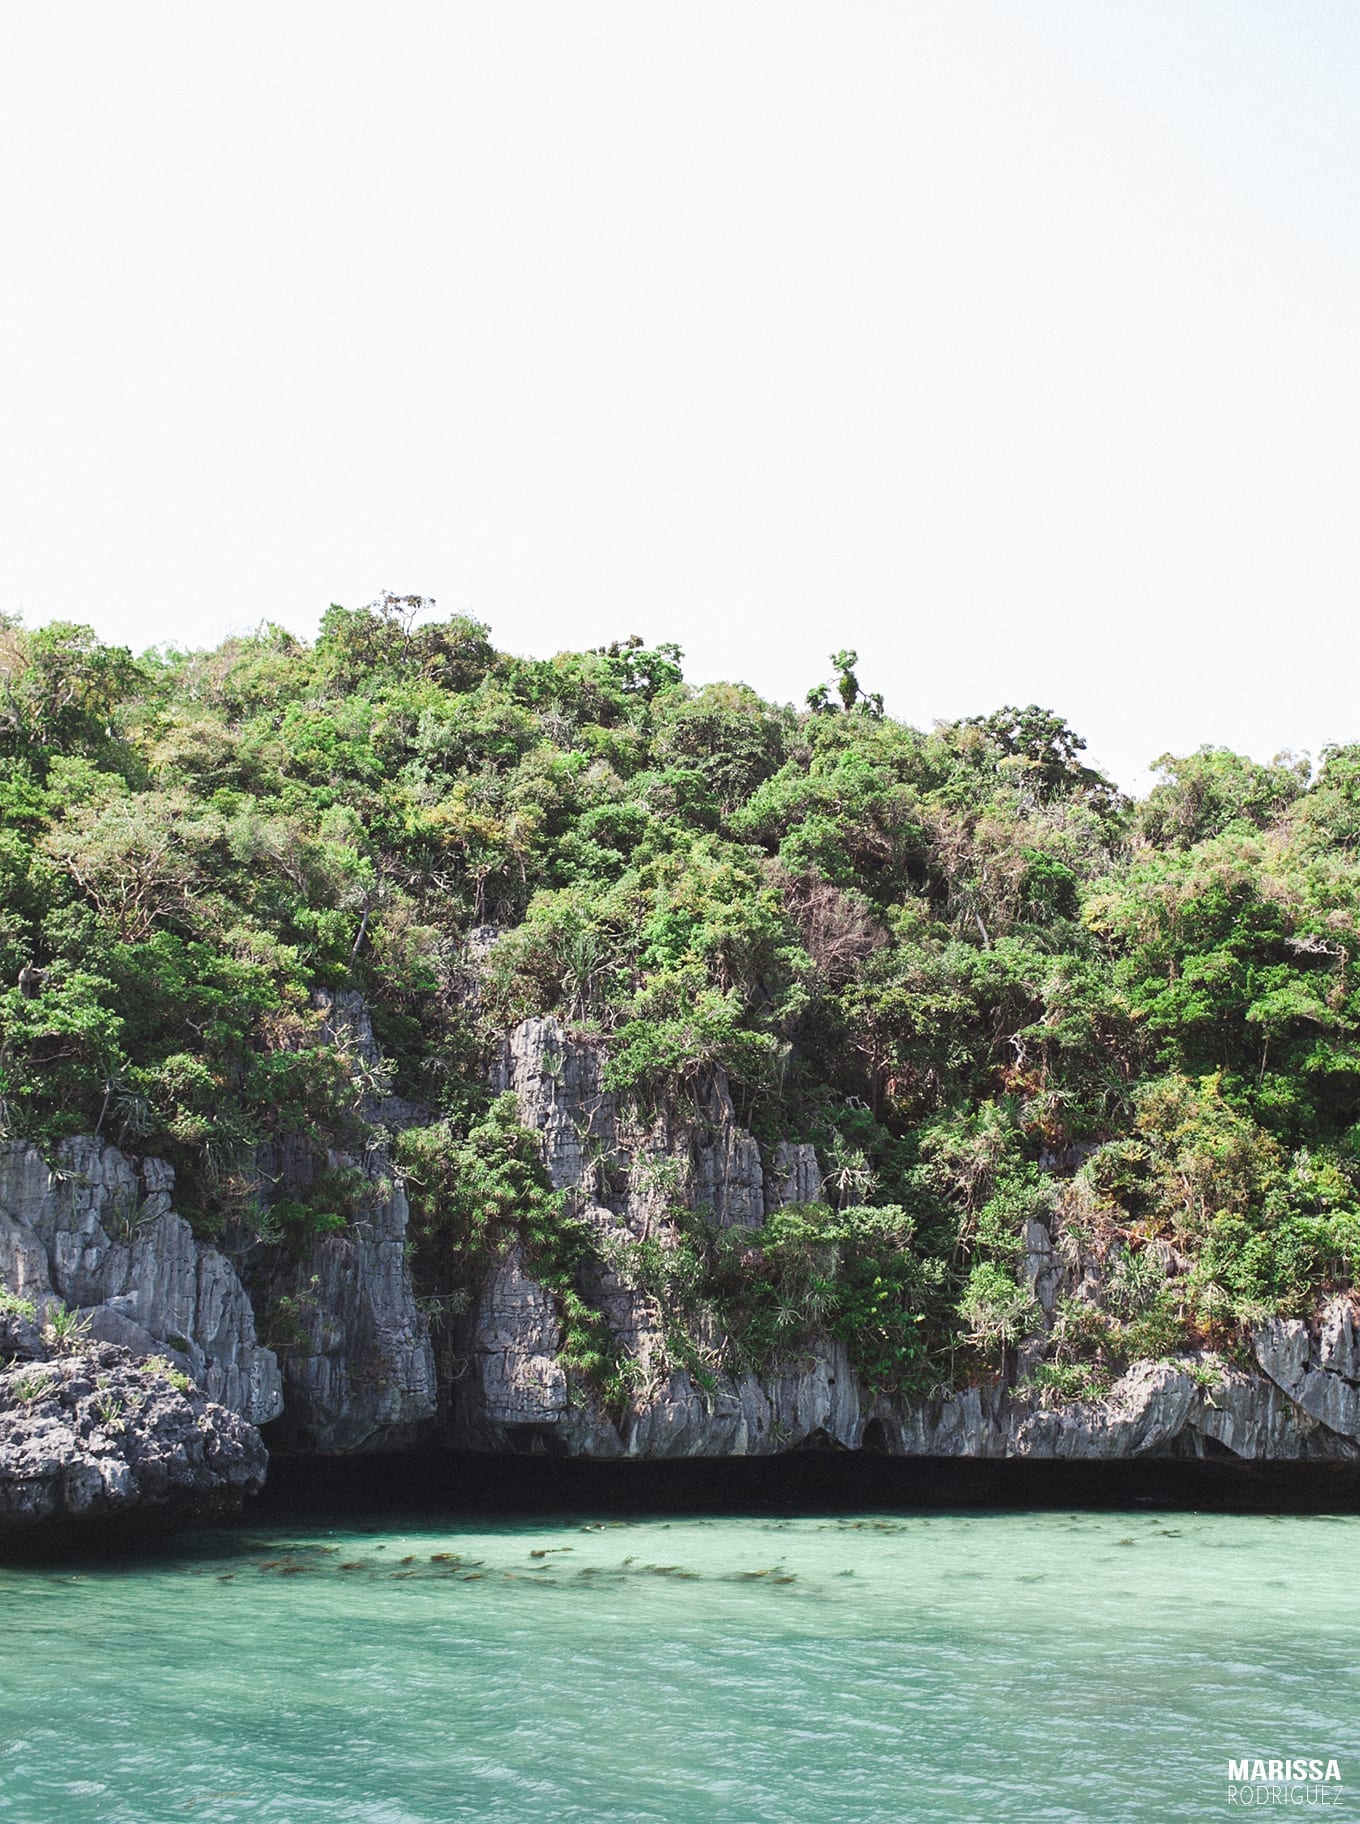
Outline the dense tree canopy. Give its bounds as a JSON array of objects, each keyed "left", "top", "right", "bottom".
[{"left": 2, "top": 598, "right": 1358, "bottom": 1396}]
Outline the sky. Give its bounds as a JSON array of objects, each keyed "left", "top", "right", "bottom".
[{"left": 3, "top": 2, "right": 1359, "bottom": 792}]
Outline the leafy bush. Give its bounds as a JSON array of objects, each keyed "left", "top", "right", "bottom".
[
  {"left": 714, "top": 1202, "right": 948, "bottom": 1395},
  {"left": 957, "top": 1263, "right": 1040, "bottom": 1357}
]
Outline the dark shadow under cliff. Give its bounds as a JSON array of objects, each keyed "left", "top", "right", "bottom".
[{"left": 252, "top": 1447, "right": 1360, "bottom": 1518}]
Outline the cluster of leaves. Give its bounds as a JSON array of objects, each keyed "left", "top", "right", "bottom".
[
  {"left": 4, "top": 598, "right": 1360, "bottom": 1379},
  {"left": 707, "top": 1202, "right": 944, "bottom": 1396},
  {"left": 395, "top": 1095, "right": 624, "bottom": 1396}
]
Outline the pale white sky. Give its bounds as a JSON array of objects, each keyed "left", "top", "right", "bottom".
[{"left": 4, "top": 3, "right": 1358, "bottom": 790}]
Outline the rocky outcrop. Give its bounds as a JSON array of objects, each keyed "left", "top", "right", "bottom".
[
  {"left": 0, "top": 1344, "right": 266, "bottom": 1543},
  {"left": 247, "top": 989, "right": 438, "bottom": 1454},
  {"left": 0, "top": 1140, "right": 282, "bottom": 1425},
  {"left": 877, "top": 1356, "right": 1352, "bottom": 1460},
  {"left": 491, "top": 1016, "right": 617, "bottom": 1191},
  {"left": 457, "top": 1017, "right": 860, "bottom": 1455},
  {"left": 456, "top": 1244, "right": 617, "bottom": 1455},
  {"left": 256, "top": 1163, "right": 438, "bottom": 1454},
  {"left": 622, "top": 1344, "right": 861, "bottom": 1459},
  {"left": 6, "top": 1002, "right": 1360, "bottom": 1479},
  {"left": 454, "top": 1232, "right": 861, "bottom": 1460},
  {"left": 489, "top": 1017, "right": 773, "bottom": 1225},
  {"left": 1252, "top": 1297, "right": 1360, "bottom": 1444},
  {"left": 766, "top": 1141, "right": 823, "bottom": 1213},
  {"left": 455, "top": 1016, "right": 1360, "bottom": 1464}
]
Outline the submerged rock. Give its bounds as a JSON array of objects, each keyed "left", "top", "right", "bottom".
[{"left": 0, "top": 1344, "right": 267, "bottom": 1544}]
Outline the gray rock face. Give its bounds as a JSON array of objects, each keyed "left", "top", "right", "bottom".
[
  {"left": 1013, "top": 1358, "right": 1346, "bottom": 1460},
  {"left": 692, "top": 1077, "right": 765, "bottom": 1229},
  {"left": 765, "top": 1141, "right": 823, "bottom": 1213},
  {"left": 492, "top": 1017, "right": 618, "bottom": 1191},
  {"left": 240, "top": 987, "right": 437, "bottom": 1454},
  {"left": 1253, "top": 1298, "right": 1360, "bottom": 1444},
  {"left": 0, "top": 1141, "right": 282, "bottom": 1425},
  {"left": 885, "top": 1382, "right": 1012, "bottom": 1459},
  {"left": 457, "top": 1018, "right": 861, "bottom": 1456},
  {"left": 6, "top": 997, "right": 1359, "bottom": 1472},
  {"left": 455, "top": 1244, "right": 610, "bottom": 1453},
  {"left": 623, "top": 1344, "right": 862, "bottom": 1459},
  {"left": 0, "top": 1344, "right": 266, "bottom": 1540},
  {"left": 457, "top": 1017, "right": 1360, "bottom": 1463},
  {"left": 255, "top": 1159, "right": 438, "bottom": 1455},
  {"left": 490, "top": 1018, "right": 778, "bottom": 1226},
  {"left": 870, "top": 1355, "right": 1355, "bottom": 1461}
]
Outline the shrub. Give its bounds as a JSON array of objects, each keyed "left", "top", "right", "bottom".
[{"left": 957, "top": 1262, "right": 1040, "bottom": 1357}]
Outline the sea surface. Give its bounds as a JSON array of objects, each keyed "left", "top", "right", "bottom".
[{"left": 1, "top": 1507, "right": 1357, "bottom": 1822}]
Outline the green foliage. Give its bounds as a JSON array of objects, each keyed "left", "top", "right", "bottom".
[
  {"left": 957, "top": 1262, "right": 1040, "bottom": 1357},
  {"left": 41, "top": 1303, "right": 93, "bottom": 1354},
  {"left": 91, "top": 1388, "right": 125, "bottom": 1430},
  {"left": 3, "top": 601, "right": 1359, "bottom": 1386},
  {"left": 957, "top": 705, "right": 1122, "bottom": 811},
  {"left": 263, "top": 1166, "right": 370, "bottom": 1249},
  {"left": 1021, "top": 1359, "right": 1115, "bottom": 1407},
  {"left": 1139, "top": 748, "right": 1308, "bottom": 849},
  {"left": 10, "top": 1369, "right": 57, "bottom": 1404},
  {"left": 0, "top": 1282, "right": 36, "bottom": 1324},
  {"left": 260, "top": 1278, "right": 322, "bottom": 1355},
  {"left": 714, "top": 1202, "right": 948, "bottom": 1395},
  {"left": 397, "top": 1095, "right": 626, "bottom": 1401},
  {"left": 397, "top": 1096, "right": 556, "bottom": 1278},
  {"left": 144, "top": 1355, "right": 195, "bottom": 1395}
]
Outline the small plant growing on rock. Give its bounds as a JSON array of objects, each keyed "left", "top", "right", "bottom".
[
  {"left": 144, "top": 1354, "right": 196, "bottom": 1395},
  {"left": 0, "top": 1281, "right": 36, "bottom": 1323},
  {"left": 91, "top": 1389, "right": 125, "bottom": 1431},
  {"left": 11, "top": 1369, "right": 57, "bottom": 1404},
  {"left": 260, "top": 1278, "right": 322, "bottom": 1354},
  {"left": 1021, "top": 1360, "right": 1114, "bottom": 1408},
  {"left": 104, "top": 1188, "right": 146, "bottom": 1242},
  {"left": 42, "top": 1303, "right": 93, "bottom": 1353},
  {"left": 1187, "top": 1358, "right": 1224, "bottom": 1392}
]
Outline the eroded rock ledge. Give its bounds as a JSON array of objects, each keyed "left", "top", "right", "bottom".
[
  {"left": 0, "top": 1138, "right": 282, "bottom": 1425},
  {"left": 0, "top": 1345, "right": 266, "bottom": 1543}
]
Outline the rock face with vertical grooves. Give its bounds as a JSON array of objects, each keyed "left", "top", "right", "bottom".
[
  {"left": 246, "top": 989, "right": 439, "bottom": 1454},
  {"left": 0, "top": 1140, "right": 282, "bottom": 1425},
  {"left": 255, "top": 1166, "right": 439, "bottom": 1454},
  {"left": 1251, "top": 1298, "right": 1360, "bottom": 1443},
  {"left": 456, "top": 1016, "right": 861, "bottom": 1455},
  {"left": 870, "top": 1355, "right": 1353, "bottom": 1461},
  {"left": 453, "top": 1016, "right": 1360, "bottom": 1464},
  {"left": 6, "top": 1000, "right": 1360, "bottom": 1477}
]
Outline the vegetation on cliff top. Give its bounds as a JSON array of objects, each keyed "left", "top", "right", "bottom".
[{"left": 3, "top": 598, "right": 1359, "bottom": 1394}]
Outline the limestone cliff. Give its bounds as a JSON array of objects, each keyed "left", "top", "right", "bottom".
[
  {"left": 448, "top": 1015, "right": 855, "bottom": 1456},
  {"left": 244, "top": 989, "right": 438, "bottom": 1452},
  {"left": 5, "top": 1006, "right": 1360, "bottom": 1477},
  {"left": 448, "top": 1016, "right": 1360, "bottom": 1464}
]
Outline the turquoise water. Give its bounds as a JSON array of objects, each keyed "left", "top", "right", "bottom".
[{"left": 1, "top": 1507, "right": 1357, "bottom": 1822}]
